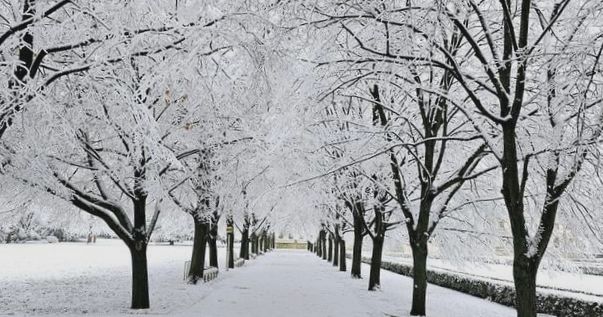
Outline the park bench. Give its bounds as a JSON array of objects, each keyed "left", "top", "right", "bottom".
[
  {"left": 183, "top": 261, "right": 219, "bottom": 282},
  {"left": 203, "top": 267, "right": 219, "bottom": 282},
  {"left": 234, "top": 258, "right": 245, "bottom": 268}
]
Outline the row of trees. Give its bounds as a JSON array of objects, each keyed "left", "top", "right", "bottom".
[
  {"left": 0, "top": 0, "right": 291, "bottom": 310},
  {"left": 0, "top": 1, "right": 601, "bottom": 316},
  {"left": 290, "top": 1, "right": 603, "bottom": 317},
  {"left": 310, "top": 225, "right": 347, "bottom": 272}
]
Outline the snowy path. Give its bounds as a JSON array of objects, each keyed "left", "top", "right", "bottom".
[{"left": 177, "top": 250, "right": 516, "bottom": 317}]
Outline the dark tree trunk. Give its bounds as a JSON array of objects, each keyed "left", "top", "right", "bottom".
[
  {"left": 339, "top": 239, "right": 346, "bottom": 272},
  {"left": 316, "top": 235, "right": 322, "bottom": 257},
  {"left": 130, "top": 185, "right": 150, "bottom": 309},
  {"left": 369, "top": 206, "right": 387, "bottom": 291},
  {"left": 258, "top": 234, "right": 263, "bottom": 253},
  {"left": 208, "top": 227, "right": 218, "bottom": 268},
  {"left": 255, "top": 233, "right": 259, "bottom": 254},
  {"left": 333, "top": 235, "right": 339, "bottom": 267},
  {"left": 266, "top": 235, "right": 270, "bottom": 251},
  {"left": 327, "top": 235, "right": 333, "bottom": 262},
  {"left": 208, "top": 212, "right": 219, "bottom": 268},
  {"left": 227, "top": 219, "right": 234, "bottom": 269},
  {"left": 129, "top": 243, "right": 150, "bottom": 309},
  {"left": 501, "top": 123, "right": 541, "bottom": 317},
  {"left": 321, "top": 231, "right": 327, "bottom": 260},
  {"left": 513, "top": 256, "right": 538, "bottom": 317},
  {"left": 240, "top": 228, "right": 249, "bottom": 260},
  {"left": 188, "top": 220, "right": 209, "bottom": 284},
  {"left": 410, "top": 242, "right": 428, "bottom": 316},
  {"left": 251, "top": 233, "right": 258, "bottom": 255},
  {"left": 263, "top": 231, "right": 269, "bottom": 252},
  {"left": 208, "top": 236, "right": 218, "bottom": 268},
  {"left": 351, "top": 215, "right": 364, "bottom": 278},
  {"left": 368, "top": 236, "right": 384, "bottom": 291},
  {"left": 267, "top": 233, "right": 271, "bottom": 251},
  {"left": 250, "top": 232, "right": 257, "bottom": 255}
]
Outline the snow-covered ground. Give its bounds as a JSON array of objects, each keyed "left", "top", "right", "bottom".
[
  {"left": 377, "top": 253, "right": 603, "bottom": 302},
  {"left": 176, "top": 250, "right": 516, "bottom": 317},
  {"left": 0, "top": 239, "right": 227, "bottom": 316},
  {"left": 1, "top": 241, "right": 517, "bottom": 316}
]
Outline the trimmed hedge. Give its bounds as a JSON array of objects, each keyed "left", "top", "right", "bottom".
[{"left": 355, "top": 255, "right": 603, "bottom": 317}]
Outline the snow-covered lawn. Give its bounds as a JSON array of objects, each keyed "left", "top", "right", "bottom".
[
  {"left": 378, "top": 253, "right": 603, "bottom": 301},
  {"left": 0, "top": 239, "right": 226, "bottom": 316},
  {"left": 0, "top": 242, "right": 519, "bottom": 316}
]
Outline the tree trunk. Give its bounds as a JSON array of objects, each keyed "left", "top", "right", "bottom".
[
  {"left": 369, "top": 206, "right": 386, "bottom": 290},
  {"left": 251, "top": 233, "right": 258, "bottom": 255},
  {"left": 266, "top": 235, "right": 270, "bottom": 251},
  {"left": 513, "top": 256, "right": 538, "bottom": 317},
  {"left": 208, "top": 235, "right": 218, "bottom": 268},
  {"left": 501, "top": 124, "right": 541, "bottom": 317},
  {"left": 263, "top": 232, "right": 269, "bottom": 252},
  {"left": 250, "top": 232, "right": 257, "bottom": 255},
  {"left": 321, "top": 231, "right": 327, "bottom": 260},
  {"left": 316, "top": 236, "right": 322, "bottom": 257},
  {"left": 351, "top": 217, "right": 364, "bottom": 278},
  {"left": 333, "top": 235, "right": 339, "bottom": 267},
  {"left": 255, "top": 233, "right": 259, "bottom": 254},
  {"left": 209, "top": 212, "right": 219, "bottom": 268},
  {"left": 339, "top": 239, "right": 346, "bottom": 272},
  {"left": 410, "top": 242, "right": 428, "bottom": 316},
  {"left": 240, "top": 228, "right": 249, "bottom": 260},
  {"left": 368, "top": 236, "right": 384, "bottom": 290},
  {"left": 227, "top": 220, "right": 234, "bottom": 269},
  {"left": 187, "top": 220, "right": 209, "bottom": 284},
  {"left": 130, "top": 187, "right": 149, "bottom": 309},
  {"left": 208, "top": 226, "right": 218, "bottom": 268},
  {"left": 327, "top": 236, "right": 333, "bottom": 262},
  {"left": 128, "top": 243, "right": 150, "bottom": 309},
  {"left": 258, "top": 234, "right": 263, "bottom": 253}
]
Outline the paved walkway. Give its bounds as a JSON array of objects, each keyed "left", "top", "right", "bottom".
[{"left": 180, "top": 250, "right": 515, "bottom": 317}]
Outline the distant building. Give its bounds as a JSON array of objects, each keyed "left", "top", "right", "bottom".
[{"left": 275, "top": 237, "right": 306, "bottom": 249}]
